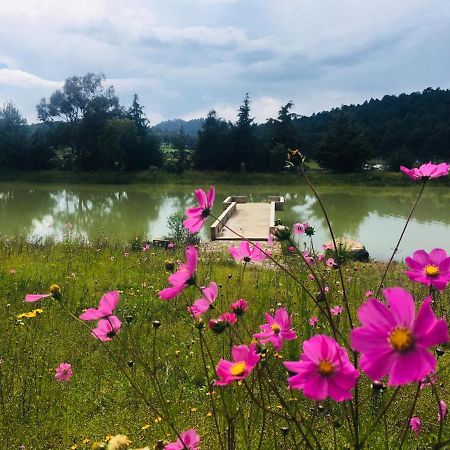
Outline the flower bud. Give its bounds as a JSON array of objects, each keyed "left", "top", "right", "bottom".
[
  {"left": 49, "top": 284, "right": 61, "bottom": 301},
  {"left": 152, "top": 320, "right": 161, "bottom": 329}
]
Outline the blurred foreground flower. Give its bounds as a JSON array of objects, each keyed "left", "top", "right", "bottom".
[
  {"left": 409, "top": 417, "right": 421, "bottom": 437},
  {"left": 400, "top": 162, "right": 450, "bottom": 181},
  {"left": 80, "top": 291, "right": 119, "bottom": 321},
  {"left": 229, "top": 241, "right": 267, "bottom": 262},
  {"left": 183, "top": 186, "right": 215, "bottom": 233},
  {"left": 165, "top": 429, "right": 200, "bottom": 450}
]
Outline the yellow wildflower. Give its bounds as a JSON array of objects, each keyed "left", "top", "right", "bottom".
[{"left": 141, "top": 424, "right": 150, "bottom": 430}]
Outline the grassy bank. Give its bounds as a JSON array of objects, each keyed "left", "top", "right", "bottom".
[
  {"left": 0, "top": 238, "right": 448, "bottom": 448},
  {"left": 1, "top": 169, "right": 449, "bottom": 187}
]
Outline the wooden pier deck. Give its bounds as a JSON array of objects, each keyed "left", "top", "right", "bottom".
[{"left": 210, "top": 196, "right": 284, "bottom": 241}]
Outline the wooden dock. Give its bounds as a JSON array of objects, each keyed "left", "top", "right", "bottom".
[{"left": 210, "top": 196, "right": 284, "bottom": 241}]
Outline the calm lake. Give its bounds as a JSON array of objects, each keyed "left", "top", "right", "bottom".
[{"left": 0, "top": 182, "right": 449, "bottom": 261}]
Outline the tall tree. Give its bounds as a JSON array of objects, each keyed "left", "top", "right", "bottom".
[{"left": 0, "top": 102, "right": 28, "bottom": 168}]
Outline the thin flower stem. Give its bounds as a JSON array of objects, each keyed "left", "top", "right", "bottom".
[
  {"left": 376, "top": 182, "right": 426, "bottom": 297},
  {"left": 360, "top": 387, "right": 401, "bottom": 445},
  {"left": 398, "top": 383, "right": 421, "bottom": 448}
]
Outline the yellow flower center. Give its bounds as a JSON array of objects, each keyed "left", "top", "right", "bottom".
[
  {"left": 230, "top": 361, "right": 247, "bottom": 376},
  {"left": 271, "top": 323, "right": 281, "bottom": 334},
  {"left": 425, "top": 265, "right": 439, "bottom": 277},
  {"left": 389, "top": 327, "right": 413, "bottom": 352},
  {"left": 49, "top": 284, "right": 60, "bottom": 294},
  {"left": 318, "top": 360, "right": 334, "bottom": 376}
]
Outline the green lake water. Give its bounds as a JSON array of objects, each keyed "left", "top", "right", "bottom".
[{"left": 0, "top": 182, "right": 449, "bottom": 261}]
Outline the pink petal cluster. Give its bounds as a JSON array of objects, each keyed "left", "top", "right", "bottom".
[
  {"left": 331, "top": 305, "right": 343, "bottom": 316},
  {"left": 187, "top": 282, "right": 218, "bottom": 317},
  {"left": 293, "top": 223, "right": 305, "bottom": 235},
  {"left": 159, "top": 246, "right": 198, "bottom": 300},
  {"left": 409, "top": 417, "right": 421, "bottom": 437},
  {"left": 284, "top": 335, "right": 359, "bottom": 401},
  {"left": 25, "top": 293, "right": 52, "bottom": 303},
  {"left": 309, "top": 316, "right": 319, "bottom": 327},
  {"left": 405, "top": 248, "right": 450, "bottom": 291},
  {"left": 230, "top": 299, "right": 248, "bottom": 316},
  {"left": 350, "top": 288, "right": 449, "bottom": 386},
  {"left": 215, "top": 344, "right": 260, "bottom": 386},
  {"left": 80, "top": 290, "right": 119, "bottom": 320},
  {"left": 92, "top": 316, "right": 122, "bottom": 341},
  {"left": 55, "top": 363, "right": 73, "bottom": 382},
  {"left": 400, "top": 162, "right": 450, "bottom": 181},
  {"left": 229, "top": 241, "right": 267, "bottom": 262},
  {"left": 165, "top": 429, "right": 200, "bottom": 450},
  {"left": 253, "top": 308, "right": 297, "bottom": 351},
  {"left": 183, "top": 186, "right": 215, "bottom": 233}
]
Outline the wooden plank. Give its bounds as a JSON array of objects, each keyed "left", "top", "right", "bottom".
[{"left": 216, "top": 203, "right": 271, "bottom": 240}]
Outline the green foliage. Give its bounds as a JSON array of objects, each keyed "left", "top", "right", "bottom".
[{"left": 164, "top": 212, "right": 200, "bottom": 245}]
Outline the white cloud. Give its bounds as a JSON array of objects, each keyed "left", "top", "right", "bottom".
[{"left": 0, "top": 69, "right": 62, "bottom": 89}]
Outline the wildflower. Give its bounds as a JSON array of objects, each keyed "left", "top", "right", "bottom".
[
  {"left": 309, "top": 316, "right": 319, "bottom": 327},
  {"left": 330, "top": 305, "right": 343, "bottom": 316},
  {"left": 183, "top": 186, "right": 215, "bottom": 233},
  {"left": 55, "top": 363, "right": 73, "bottom": 382},
  {"left": 165, "top": 429, "right": 200, "bottom": 450},
  {"left": 322, "top": 243, "right": 334, "bottom": 251},
  {"left": 230, "top": 299, "right": 248, "bottom": 316},
  {"left": 159, "top": 246, "right": 198, "bottom": 300},
  {"left": 229, "top": 241, "right": 267, "bottom": 262},
  {"left": 317, "top": 254, "right": 325, "bottom": 262},
  {"left": 409, "top": 417, "right": 421, "bottom": 437},
  {"left": 25, "top": 284, "right": 61, "bottom": 302},
  {"left": 303, "top": 251, "right": 314, "bottom": 266},
  {"left": 214, "top": 344, "right": 260, "bottom": 386},
  {"left": 267, "top": 233, "right": 275, "bottom": 246},
  {"left": 142, "top": 244, "right": 150, "bottom": 252},
  {"left": 92, "top": 316, "right": 122, "bottom": 341},
  {"left": 9, "top": 269, "right": 16, "bottom": 274},
  {"left": 141, "top": 424, "right": 150, "bottom": 430},
  {"left": 80, "top": 291, "right": 119, "bottom": 321},
  {"left": 106, "top": 434, "right": 131, "bottom": 450},
  {"left": 400, "top": 162, "right": 450, "bottom": 181},
  {"left": 365, "top": 290, "right": 374, "bottom": 297},
  {"left": 326, "top": 258, "right": 335, "bottom": 268},
  {"left": 293, "top": 223, "right": 305, "bottom": 235},
  {"left": 253, "top": 308, "right": 297, "bottom": 351},
  {"left": 284, "top": 335, "right": 359, "bottom": 401},
  {"left": 123, "top": 252, "right": 129, "bottom": 257},
  {"left": 419, "top": 372, "right": 438, "bottom": 390},
  {"left": 405, "top": 248, "right": 450, "bottom": 291},
  {"left": 438, "top": 400, "right": 447, "bottom": 421},
  {"left": 218, "top": 312, "right": 237, "bottom": 325},
  {"left": 288, "top": 246, "right": 295, "bottom": 253},
  {"left": 187, "top": 282, "right": 218, "bottom": 318},
  {"left": 303, "top": 223, "right": 315, "bottom": 236},
  {"left": 350, "top": 288, "right": 449, "bottom": 386},
  {"left": 65, "top": 223, "right": 73, "bottom": 229},
  {"left": 308, "top": 274, "right": 315, "bottom": 281},
  {"left": 208, "top": 319, "right": 228, "bottom": 334}
]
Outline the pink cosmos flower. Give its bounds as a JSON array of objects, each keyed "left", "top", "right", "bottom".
[
  {"left": 410, "top": 417, "right": 421, "bottom": 437},
  {"left": 253, "top": 308, "right": 297, "bottom": 351},
  {"left": 159, "top": 246, "right": 198, "bottom": 300},
  {"left": 365, "top": 290, "right": 374, "bottom": 297},
  {"left": 165, "top": 429, "right": 200, "bottom": 450},
  {"left": 183, "top": 186, "right": 215, "bottom": 233},
  {"left": 322, "top": 243, "right": 334, "bottom": 251},
  {"left": 55, "top": 363, "right": 73, "bottom": 382},
  {"left": 230, "top": 299, "right": 248, "bottom": 316},
  {"left": 309, "top": 316, "right": 319, "bottom": 327},
  {"left": 293, "top": 223, "right": 305, "bottom": 235},
  {"left": 187, "top": 282, "right": 218, "bottom": 318},
  {"left": 438, "top": 400, "right": 447, "bottom": 422},
  {"left": 400, "top": 162, "right": 450, "bottom": 181},
  {"left": 167, "top": 242, "right": 175, "bottom": 249},
  {"left": 326, "top": 258, "right": 335, "bottom": 268},
  {"left": 419, "top": 372, "right": 438, "bottom": 390},
  {"left": 229, "top": 241, "right": 267, "bottom": 262},
  {"left": 91, "top": 315, "right": 122, "bottom": 341},
  {"left": 350, "top": 288, "right": 449, "bottom": 386},
  {"left": 214, "top": 344, "right": 260, "bottom": 386},
  {"left": 405, "top": 248, "right": 450, "bottom": 291},
  {"left": 331, "top": 305, "right": 344, "bottom": 316},
  {"left": 284, "top": 335, "right": 359, "bottom": 402},
  {"left": 308, "top": 274, "right": 315, "bottom": 281},
  {"left": 80, "top": 291, "right": 119, "bottom": 321},
  {"left": 317, "top": 254, "right": 325, "bottom": 262},
  {"left": 268, "top": 233, "right": 275, "bottom": 246},
  {"left": 25, "top": 284, "right": 61, "bottom": 302},
  {"left": 288, "top": 246, "right": 295, "bottom": 253},
  {"left": 303, "top": 251, "right": 314, "bottom": 266},
  {"left": 219, "top": 312, "right": 237, "bottom": 325}
]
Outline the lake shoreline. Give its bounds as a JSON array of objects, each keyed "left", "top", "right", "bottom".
[{"left": 2, "top": 169, "right": 449, "bottom": 186}]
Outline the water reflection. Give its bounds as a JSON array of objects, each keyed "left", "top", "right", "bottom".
[{"left": 0, "top": 183, "right": 448, "bottom": 260}]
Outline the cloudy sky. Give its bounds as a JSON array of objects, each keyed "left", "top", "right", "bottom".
[{"left": 1, "top": 0, "right": 449, "bottom": 124}]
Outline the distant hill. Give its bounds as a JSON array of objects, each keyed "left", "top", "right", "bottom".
[{"left": 153, "top": 118, "right": 205, "bottom": 137}]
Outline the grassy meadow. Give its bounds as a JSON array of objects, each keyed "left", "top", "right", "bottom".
[{"left": 0, "top": 237, "right": 448, "bottom": 449}]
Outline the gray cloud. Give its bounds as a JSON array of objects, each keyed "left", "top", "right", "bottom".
[{"left": 1, "top": 0, "right": 450, "bottom": 123}]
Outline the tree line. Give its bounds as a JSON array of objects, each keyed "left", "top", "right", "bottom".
[{"left": 0, "top": 72, "right": 449, "bottom": 173}]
